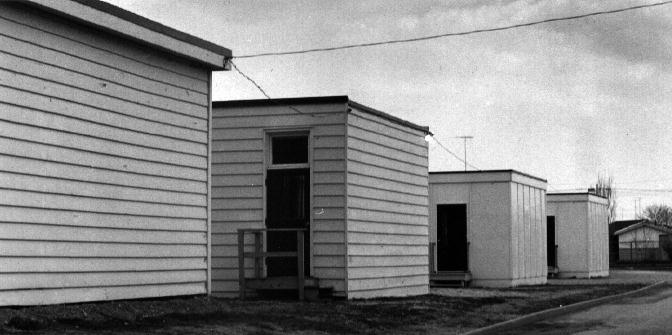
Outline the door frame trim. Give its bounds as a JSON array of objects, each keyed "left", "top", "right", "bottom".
[{"left": 263, "top": 128, "right": 313, "bottom": 276}]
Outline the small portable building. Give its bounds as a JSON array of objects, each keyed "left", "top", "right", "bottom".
[
  {"left": 429, "top": 170, "right": 547, "bottom": 287},
  {"left": 614, "top": 222, "right": 672, "bottom": 262},
  {"left": 547, "top": 193, "right": 609, "bottom": 278},
  {"left": 0, "top": 0, "right": 231, "bottom": 305},
  {"left": 211, "top": 96, "right": 431, "bottom": 299}
]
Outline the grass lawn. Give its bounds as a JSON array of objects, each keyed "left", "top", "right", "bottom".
[{"left": 0, "top": 283, "right": 645, "bottom": 334}]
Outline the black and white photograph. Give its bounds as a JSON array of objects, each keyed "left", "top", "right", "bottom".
[{"left": 1, "top": 0, "right": 671, "bottom": 333}]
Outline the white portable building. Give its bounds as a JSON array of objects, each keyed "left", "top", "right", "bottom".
[
  {"left": 429, "top": 170, "right": 547, "bottom": 287},
  {"left": 211, "top": 96, "right": 431, "bottom": 299},
  {"left": 547, "top": 193, "right": 609, "bottom": 278},
  {"left": 0, "top": 0, "right": 231, "bottom": 305}
]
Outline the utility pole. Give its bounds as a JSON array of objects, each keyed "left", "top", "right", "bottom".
[{"left": 455, "top": 136, "right": 473, "bottom": 171}]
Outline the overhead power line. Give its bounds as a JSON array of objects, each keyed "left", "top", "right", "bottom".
[
  {"left": 430, "top": 135, "right": 480, "bottom": 171},
  {"left": 230, "top": 60, "right": 326, "bottom": 118},
  {"left": 233, "top": 60, "right": 478, "bottom": 170},
  {"left": 234, "top": 1, "right": 672, "bottom": 59}
]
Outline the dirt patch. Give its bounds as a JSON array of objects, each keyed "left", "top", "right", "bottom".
[{"left": 0, "top": 284, "right": 645, "bottom": 334}]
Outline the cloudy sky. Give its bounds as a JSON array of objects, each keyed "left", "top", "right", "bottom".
[{"left": 104, "top": 0, "right": 672, "bottom": 219}]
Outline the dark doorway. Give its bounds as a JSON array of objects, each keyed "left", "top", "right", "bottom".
[
  {"left": 265, "top": 168, "right": 310, "bottom": 277},
  {"left": 436, "top": 204, "right": 468, "bottom": 271},
  {"left": 547, "top": 216, "right": 557, "bottom": 268}
]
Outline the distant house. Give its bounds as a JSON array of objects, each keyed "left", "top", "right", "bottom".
[
  {"left": 609, "top": 219, "right": 642, "bottom": 264},
  {"left": 211, "top": 96, "right": 431, "bottom": 299},
  {"left": 614, "top": 222, "right": 672, "bottom": 262},
  {"left": 429, "top": 170, "right": 547, "bottom": 287},
  {"left": 0, "top": 0, "right": 231, "bottom": 305},
  {"left": 547, "top": 193, "right": 609, "bottom": 278}
]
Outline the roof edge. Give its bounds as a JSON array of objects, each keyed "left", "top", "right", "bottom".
[
  {"left": 14, "top": 0, "right": 231, "bottom": 69},
  {"left": 213, "top": 96, "right": 431, "bottom": 134},
  {"left": 213, "top": 96, "right": 350, "bottom": 108},
  {"left": 72, "top": 0, "right": 231, "bottom": 57},
  {"left": 347, "top": 100, "right": 430, "bottom": 134},
  {"left": 614, "top": 222, "right": 672, "bottom": 236},
  {"left": 429, "top": 169, "right": 547, "bottom": 183}
]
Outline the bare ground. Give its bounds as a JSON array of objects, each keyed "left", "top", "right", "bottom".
[{"left": 0, "top": 283, "right": 645, "bottom": 335}]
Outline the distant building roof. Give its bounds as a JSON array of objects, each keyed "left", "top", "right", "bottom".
[
  {"left": 613, "top": 222, "right": 672, "bottom": 236},
  {"left": 213, "top": 96, "right": 431, "bottom": 134},
  {"left": 14, "top": 0, "right": 232, "bottom": 69},
  {"left": 610, "top": 219, "right": 643, "bottom": 235}
]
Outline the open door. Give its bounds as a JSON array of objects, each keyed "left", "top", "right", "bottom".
[
  {"left": 547, "top": 216, "right": 557, "bottom": 268},
  {"left": 265, "top": 168, "right": 310, "bottom": 277},
  {"left": 436, "top": 204, "right": 468, "bottom": 271}
]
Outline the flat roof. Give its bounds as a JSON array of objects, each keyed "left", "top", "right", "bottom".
[
  {"left": 548, "top": 192, "right": 607, "bottom": 199},
  {"left": 15, "top": 0, "right": 232, "bottom": 68},
  {"left": 213, "top": 96, "right": 431, "bottom": 134},
  {"left": 429, "top": 169, "right": 547, "bottom": 183}
]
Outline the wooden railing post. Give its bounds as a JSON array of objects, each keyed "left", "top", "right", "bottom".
[
  {"left": 254, "top": 232, "right": 263, "bottom": 279},
  {"left": 238, "top": 230, "right": 246, "bottom": 299},
  {"left": 297, "top": 230, "right": 305, "bottom": 301},
  {"left": 428, "top": 243, "right": 435, "bottom": 274}
]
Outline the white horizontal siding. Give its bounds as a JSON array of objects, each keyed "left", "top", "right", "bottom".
[
  {"left": 211, "top": 103, "right": 348, "bottom": 297},
  {"left": 0, "top": 4, "right": 211, "bottom": 305},
  {"left": 346, "top": 108, "right": 429, "bottom": 298}
]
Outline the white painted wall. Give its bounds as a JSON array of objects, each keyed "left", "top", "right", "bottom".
[
  {"left": 429, "top": 171, "right": 547, "bottom": 287},
  {"left": 346, "top": 106, "right": 429, "bottom": 299},
  {"left": 547, "top": 193, "right": 609, "bottom": 278},
  {"left": 0, "top": 3, "right": 216, "bottom": 305}
]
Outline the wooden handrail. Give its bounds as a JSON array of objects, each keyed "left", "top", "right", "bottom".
[
  {"left": 429, "top": 242, "right": 436, "bottom": 274},
  {"left": 237, "top": 228, "right": 308, "bottom": 300}
]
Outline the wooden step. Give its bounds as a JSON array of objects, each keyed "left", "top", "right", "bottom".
[
  {"left": 430, "top": 271, "right": 472, "bottom": 287},
  {"left": 246, "top": 276, "right": 319, "bottom": 290}
]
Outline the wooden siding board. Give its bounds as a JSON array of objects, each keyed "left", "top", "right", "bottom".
[
  {"left": 0, "top": 257, "right": 206, "bottom": 273},
  {"left": 0, "top": 223, "right": 206, "bottom": 245},
  {"left": 0, "top": 138, "right": 207, "bottom": 182},
  {"left": 0, "top": 206, "right": 205, "bottom": 232},
  {"left": 0, "top": 50, "right": 206, "bottom": 118},
  {"left": 0, "top": 68, "right": 207, "bottom": 130},
  {"left": 1, "top": 189, "right": 206, "bottom": 219},
  {"left": 0, "top": 86, "right": 207, "bottom": 143},
  {"left": 0, "top": 155, "right": 206, "bottom": 194},
  {"left": 0, "top": 171, "right": 205, "bottom": 206},
  {"left": 0, "top": 119, "right": 206, "bottom": 168},
  {"left": 0, "top": 270, "right": 206, "bottom": 291},
  {"left": 0, "top": 240, "right": 206, "bottom": 258},
  {"left": 0, "top": 283, "right": 206, "bottom": 306},
  {"left": 0, "top": 102, "right": 206, "bottom": 155},
  {"left": 0, "top": 33, "right": 207, "bottom": 105}
]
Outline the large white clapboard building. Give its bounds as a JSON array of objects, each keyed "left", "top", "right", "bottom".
[
  {"left": 0, "top": 0, "right": 231, "bottom": 305},
  {"left": 211, "top": 96, "right": 431, "bottom": 299}
]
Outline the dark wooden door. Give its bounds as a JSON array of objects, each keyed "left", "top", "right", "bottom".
[
  {"left": 265, "top": 168, "right": 310, "bottom": 277},
  {"left": 436, "top": 204, "right": 468, "bottom": 271},
  {"left": 547, "top": 216, "right": 556, "bottom": 268}
]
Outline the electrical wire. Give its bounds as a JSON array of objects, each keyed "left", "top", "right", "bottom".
[
  {"left": 430, "top": 135, "right": 480, "bottom": 171},
  {"left": 234, "top": 1, "right": 672, "bottom": 59},
  {"left": 229, "top": 60, "right": 325, "bottom": 117}
]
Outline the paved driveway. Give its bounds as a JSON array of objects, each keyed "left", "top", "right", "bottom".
[{"left": 500, "top": 270, "right": 672, "bottom": 335}]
